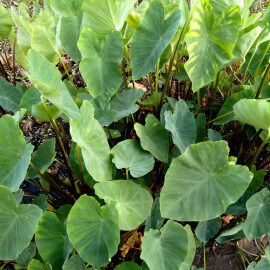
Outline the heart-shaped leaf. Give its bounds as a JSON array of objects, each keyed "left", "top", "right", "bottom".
[
  {"left": 141, "top": 220, "right": 190, "bottom": 270},
  {"left": 82, "top": 0, "right": 137, "bottom": 39},
  {"left": 115, "top": 262, "right": 141, "bottom": 270},
  {"left": 233, "top": 99, "right": 270, "bottom": 131},
  {"left": 160, "top": 141, "right": 253, "bottom": 221},
  {"left": 27, "top": 49, "right": 80, "bottom": 121},
  {"left": 63, "top": 255, "right": 86, "bottom": 270},
  {"left": 135, "top": 114, "right": 169, "bottom": 162},
  {"left": 185, "top": 0, "right": 241, "bottom": 91},
  {"left": 110, "top": 88, "right": 144, "bottom": 121},
  {"left": 0, "top": 185, "right": 42, "bottom": 260},
  {"left": 131, "top": 0, "right": 180, "bottom": 79},
  {"left": 165, "top": 99, "right": 196, "bottom": 153},
  {"left": 35, "top": 212, "right": 72, "bottom": 270},
  {"left": 78, "top": 29, "right": 123, "bottom": 97},
  {"left": 67, "top": 195, "right": 120, "bottom": 268},
  {"left": 0, "top": 115, "right": 34, "bottom": 191},
  {"left": 111, "top": 140, "right": 155, "bottom": 178},
  {"left": 242, "top": 188, "right": 270, "bottom": 240},
  {"left": 95, "top": 180, "right": 153, "bottom": 230},
  {"left": 70, "top": 100, "right": 112, "bottom": 182},
  {"left": 0, "top": 5, "right": 13, "bottom": 38}
]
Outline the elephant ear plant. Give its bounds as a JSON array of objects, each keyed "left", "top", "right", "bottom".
[{"left": 0, "top": 0, "right": 269, "bottom": 269}]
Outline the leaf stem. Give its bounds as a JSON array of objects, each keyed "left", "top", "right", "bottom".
[
  {"left": 249, "top": 130, "right": 270, "bottom": 169},
  {"left": 126, "top": 168, "right": 129, "bottom": 180},
  {"left": 197, "top": 89, "right": 201, "bottom": 112},
  {"left": 203, "top": 243, "right": 206, "bottom": 270},
  {"left": 155, "top": 58, "right": 160, "bottom": 108},
  {"left": 122, "top": 58, "right": 129, "bottom": 89},
  {"left": 243, "top": 47, "right": 258, "bottom": 85},
  {"left": 206, "top": 111, "right": 234, "bottom": 125},
  {"left": 58, "top": 52, "right": 78, "bottom": 92},
  {"left": 77, "top": 144, "right": 83, "bottom": 183},
  {"left": 255, "top": 62, "right": 270, "bottom": 99},
  {"left": 148, "top": 72, "right": 154, "bottom": 95},
  {"left": 157, "top": 0, "right": 198, "bottom": 113}
]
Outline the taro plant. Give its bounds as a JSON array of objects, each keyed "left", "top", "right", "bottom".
[{"left": 0, "top": 0, "right": 269, "bottom": 269}]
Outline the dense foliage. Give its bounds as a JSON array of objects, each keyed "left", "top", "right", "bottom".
[{"left": 0, "top": 0, "right": 269, "bottom": 269}]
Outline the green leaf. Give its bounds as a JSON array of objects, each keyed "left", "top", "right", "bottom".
[
  {"left": 233, "top": 99, "right": 270, "bottom": 131},
  {"left": 141, "top": 220, "right": 189, "bottom": 270},
  {"left": 160, "top": 141, "right": 253, "bottom": 221},
  {"left": 19, "top": 87, "right": 41, "bottom": 111},
  {"left": 82, "top": 0, "right": 137, "bottom": 39},
  {"left": 185, "top": 1, "right": 241, "bottom": 91},
  {"left": 145, "top": 197, "right": 164, "bottom": 231},
  {"left": 51, "top": 0, "right": 82, "bottom": 17},
  {"left": 0, "top": 76, "right": 23, "bottom": 112},
  {"left": 78, "top": 29, "right": 123, "bottom": 97},
  {"left": 32, "top": 194, "right": 49, "bottom": 212},
  {"left": 63, "top": 255, "right": 86, "bottom": 270},
  {"left": 115, "top": 262, "right": 141, "bottom": 270},
  {"left": 165, "top": 99, "right": 196, "bottom": 153},
  {"left": 0, "top": 115, "right": 34, "bottom": 191},
  {"left": 35, "top": 211, "right": 72, "bottom": 270},
  {"left": 209, "top": 0, "right": 244, "bottom": 16},
  {"left": 195, "top": 113, "right": 206, "bottom": 143},
  {"left": 135, "top": 114, "right": 169, "bottom": 162},
  {"left": 31, "top": 10, "right": 58, "bottom": 63},
  {"left": 27, "top": 259, "right": 52, "bottom": 270},
  {"left": 90, "top": 94, "right": 117, "bottom": 126},
  {"left": 111, "top": 139, "right": 155, "bottom": 178},
  {"left": 247, "top": 247, "right": 270, "bottom": 269},
  {"left": 131, "top": 0, "right": 180, "bottom": 79},
  {"left": 0, "top": 185, "right": 42, "bottom": 260},
  {"left": 195, "top": 218, "right": 222, "bottom": 243},
  {"left": 95, "top": 180, "right": 153, "bottom": 230},
  {"left": 111, "top": 88, "right": 144, "bottom": 121},
  {"left": 13, "top": 189, "right": 24, "bottom": 206},
  {"left": 31, "top": 103, "right": 61, "bottom": 122},
  {"left": 67, "top": 195, "right": 120, "bottom": 268},
  {"left": 214, "top": 90, "right": 255, "bottom": 125},
  {"left": 0, "top": 5, "right": 13, "bottom": 38},
  {"left": 70, "top": 100, "right": 112, "bottom": 182},
  {"left": 216, "top": 223, "right": 245, "bottom": 243},
  {"left": 16, "top": 243, "right": 36, "bottom": 268},
  {"left": 27, "top": 49, "right": 79, "bottom": 120},
  {"left": 208, "top": 129, "right": 222, "bottom": 141},
  {"left": 27, "top": 138, "right": 56, "bottom": 179},
  {"left": 180, "top": 225, "right": 196, "bottom": 270},
  {"left": 242, "top": 188, "right": 270, "bottom": 240}
]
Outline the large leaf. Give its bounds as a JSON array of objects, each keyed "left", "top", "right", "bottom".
[
  {"left": 242, "top": 188, "right": 270, "bottom": 240},
  {"left": 0, "top": 115, "right": 33, "bottom": 191},
  {"left": 95, "top": 180, "right": 153, "bottom": 230},
  {"left": 82, "top": 0, "right": 137, "bottom": 39},
  {"left": 27, "top": 138, "right": 56, "bottom": 179},
  {"left": 111, "top": 139, "right": 155, "bottom": 178},
  {"left": 141, "top": 220, "right": 189, "bottom": 270},
  {"left": 115, "top": 262, "right": 141, "bottom": 270},
  {"left": 195, "top": 218, "right": 222, "bottom": 243},
  {"left": 131, "top": 0, "right": 180, "bottom": 79},
  {"left": 216, "top": 223, "right": 245, "bottom": 244},
  {"left": 35, "top": 212, "right": 72, "bottom": 270},
  {"left": 185, "top": 1, "right": 241, "bottom": 91},
  {"left": 16, "top": 243, "right": 36, "bottom": 268},
  {"left": 0, "top": 5, "right": 13, "bottom": 38},
  {"left": 110, "top": 88, "right": 144, "bottom": 121},
  {"left": 160, "top": 141, "right": 253, "bottom": 221},
  {"left": 247, "top": 247, "right": 270, "bottom": 270},
  {"left": 165, "top": 99, "right": 196, "bottom": 153},
  {"left": 233, "top": 99, "right": 270, "bottom": 131},
  {"left": 78, "top": 29, "right": 123, "bottom": 97},
  {"left": 0, "top": 76, "right": 23, "bottom": 112},
  {"left": 27, "top": 259, "right": 52, "bottom": 270},
  {"left": 70, "top": 100, "right": 112, "bottom": 181},
  {"left": 135, "top": 114, "right": 169, "bottom": 162},
  {"left": 27, "top": 49, "right": 79, "bottom": 120},
  {"left": 145, "top": 197, "right": 164, "bottom": 231},
  {"left": 0, "top": 185, "right": 42, "bottom": 260},
  {"left": 67, "top": 195, "right": 120, "bottom": 268},
  {"left": 209, "top": 0, "right": 244, "bottom": 16},
  {"left": 31, "top": 11, "right": 58, "bottom": 63}
]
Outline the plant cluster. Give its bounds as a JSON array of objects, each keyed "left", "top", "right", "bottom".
[{"left": 0, "top": 0, "right": 269, "bottom": 269}]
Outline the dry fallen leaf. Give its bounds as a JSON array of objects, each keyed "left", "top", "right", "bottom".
[
  {"left": 222, "top": 214, "right": 234, "bottom": 225},
  {"left": 120, "top": 231, "right": 142, "bottom": 258}
]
